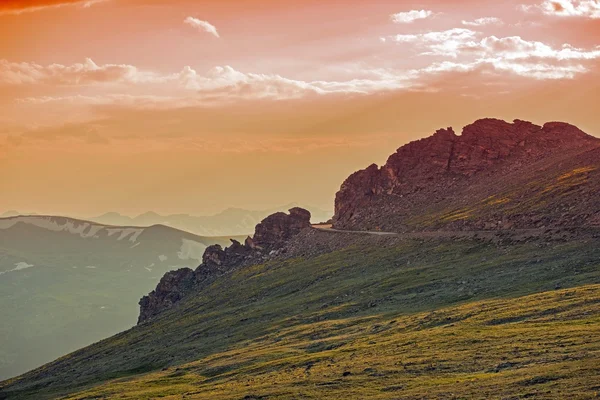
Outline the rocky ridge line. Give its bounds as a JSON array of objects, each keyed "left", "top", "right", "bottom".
[
  {"left": 333, "top": 118, "right": 600, "bottom": 232},
  {"left": 138, "top": 207, "right": 312, "bottom": 323}
]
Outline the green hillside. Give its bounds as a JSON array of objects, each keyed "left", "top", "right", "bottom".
[
  {"left": 2, "top": 230, "right": 599, "bottom": 399},
  {"left": 0, "top": 216, "right": 243, "bottom": 380}
]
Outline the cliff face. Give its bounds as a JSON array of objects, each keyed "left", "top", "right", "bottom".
[
  {"left": 138, "top": 208, "right": 311, "bottom": 323},
  {"left": 333, "top": 118, "right": 600, "bottom": 232}
]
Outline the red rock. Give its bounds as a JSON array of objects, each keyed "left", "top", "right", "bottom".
[
  {"left": 253, "top": 207, "right": 312, "bottom": 250},
  {"left": 333, "top": 118, "right": 600, "bottom": 232}
]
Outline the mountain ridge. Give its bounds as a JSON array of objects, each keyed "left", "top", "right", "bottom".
[
  {"left": 0, "top": 215, "right": 244, "bottom": 381},
  {"left": 88, "top": 204, "right": 332, "bottom": 236},
  {"left": 136, "top": 118, "right": 600, "bottom": 328},
  {"left": 333, "top": 118, "right": 600, "bottom": 232}
]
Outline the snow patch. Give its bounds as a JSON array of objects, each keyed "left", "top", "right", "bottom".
[
  {"left": 0, "top": 262, "right": 35, "bottom": 276},
  {"left": 0, "top": 216, "right": 143, "bottom": 241},
  {"left": 106, "top": 227, "right": 144, "bottom": 242},
  {"left": 158, "top": 254, "right": 168, "bottom": 262},
  {"left": 178, "top": 239, "right": 206, "bottom": 262}
]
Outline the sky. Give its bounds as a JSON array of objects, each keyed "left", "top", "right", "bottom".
[{"left": 1, "top": 0, "right": 599, "bottom": 217}]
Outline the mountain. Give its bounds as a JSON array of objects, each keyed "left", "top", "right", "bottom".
[
  {"left": 334, "top": 118, "right": 600, "bottom": 231},
  {"left": 0, "top": 211, "right": 20, "bottom": 218},
  {"left": 90, "top": 204, "right": 332, "bottom": 237},
  {"left": 2, "top": 118, "right": 600, "bottom": 399},
  {"left": 0, "top": 215, "right": 242, "bottom": 380}
]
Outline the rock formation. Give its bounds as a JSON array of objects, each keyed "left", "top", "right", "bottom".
[
  {"left": 138, "top": 208, "right": 311, "bottom": 323},
  {"left": 333, "top": 118, "right": 600, "bottom": 232},
  {"left": 138, "top": 118, "right": 600, "bottom": 323},
  {"left": 252, "top": 207, "right": 312, "bottom": 250}
]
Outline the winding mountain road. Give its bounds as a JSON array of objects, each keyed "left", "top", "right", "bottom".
[
  {"left": 312, "top": 225, "right": 398, "bottom": 236},
  {"left": 311, "top": 224, "right": 554, "bottom": 240}
]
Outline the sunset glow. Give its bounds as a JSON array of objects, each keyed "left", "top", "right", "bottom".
[{"left": 1, "top": 0, "right": 599, "bottom": 217}]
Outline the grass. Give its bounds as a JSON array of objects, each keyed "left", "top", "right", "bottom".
[
  {"left": 59, "top": 284, "right": 600, "bottom": 399},
  {"left": 2, "top": 234, "right": 600, "bottom": 399},
  {"left": 408, "top": 164, "right": 600, "bottom": 229}
]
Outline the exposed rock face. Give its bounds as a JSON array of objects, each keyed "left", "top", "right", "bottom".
[
  {"left": 252, "top": 207, "right": 312, "bottom": 250},
  {"left": 138, "top": 268, "right": 196, "bottom": 323},
  {"left": 138, "top": 208, "right": 311, "bottom": 323},
  {"left": 333, "top": 118, "right": 600, "bottom": 232}
]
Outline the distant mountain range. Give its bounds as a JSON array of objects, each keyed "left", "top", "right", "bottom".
[
  {"left": 0, "top": 215, "right": 242, "bottom": 380},
  {"left": 2, "top": 204, "right": 332, "bottom": 237}
]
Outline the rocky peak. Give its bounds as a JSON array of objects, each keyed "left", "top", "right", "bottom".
[
  {"left": 333, "top": 118, "right": 599, "bottom": 231},
  {"left": 138, "top": 208, "right": 312, "bottom": 323}
]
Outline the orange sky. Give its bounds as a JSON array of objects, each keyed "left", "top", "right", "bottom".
[{"left": 1, "top": 0, "right": 599, "bottom": 217}]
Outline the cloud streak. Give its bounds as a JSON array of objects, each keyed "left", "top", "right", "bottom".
[
  {"left": 1, "top": 59, "right": 415, "bottom": 106},
  {"left": 461, "top": 17, "right": 504, "bottom": 26},
  {"left": 384, "top": 29, "right": 600, "bottom": 79},
  {"left": 386, "top": 28, "right": 479, "bottom": 57},
  {"left": 0, "top": 58, "right": 156, "bottom": 85},
  {"left": 524, "top": 0, "right": 600, "bottom": 18},
  {"left": 390, "top": 10, "right": 434, "bottom": 23},
  {"left": 184, "top": 17, "right": 220, "bottom": 38}
]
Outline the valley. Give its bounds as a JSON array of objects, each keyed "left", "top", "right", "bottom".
[{"left": 0, "top": 216, "right": 242, "bottom": 380}]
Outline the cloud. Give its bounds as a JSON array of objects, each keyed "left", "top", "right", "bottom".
[
  {"left": 4, "top": 30, "right": 600, "bottom": 110},
  {"left": 479, "top": 36, "right": 600, "bottom": 60},
  {"left": 0, "top": 0, "right": 107, "bottom": 15},
  {"left": 387, "top": 28, "right": 479, "bottom": 57},
  {"left": 461, "top": 17, "right": 504, "bottom": 26},
  {"left": 0, "top": 58, "right": 156, "bottom": 85},
  {"left": 184, "top": 17, "right": 220, "bottom": 38},
  {"left": 3, "top": 59, "right": 415, "bottom": 106},
  {"left": 420, "top": 58, "right": 589, "bottom": 80},
  {"left": 523, "top": 0, "right": 600, "bottom": 18},
  {"left": 384, "top": 28, "right": 600, "bottom": 79},
  {"left": 197, "top": 65, "right": 413, "bottom": 98},
  {"left": 390, "top": 10, "right": 434, "bottom": 23}
]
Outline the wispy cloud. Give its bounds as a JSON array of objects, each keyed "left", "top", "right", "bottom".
[
  {"left": 385, "top": 29, "right": 479, "bottom": 57},
  {"left": 1, "top": 59, "right": 415, "bottom": 105},
  {"left": 522, "top": 0, "right": 600, "bottom": 18},
  {"left": 0, "top": 58, "right": 153, "bottom": 85},
  {"left": 384, "top": 28, "right": 600, "bottom": 79},
  {"left": 390, "top": 10, "right": 434, "bottom": 23},
  {"left": 184, "top": 17, "right": 220, "bottom": 38},
  {"left": 461, "top": 17, "right": 504, "bottom": 26}
]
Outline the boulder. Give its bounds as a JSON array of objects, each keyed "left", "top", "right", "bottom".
[{"left": 252, "top": 207, "right": 312, "bottom": 250}]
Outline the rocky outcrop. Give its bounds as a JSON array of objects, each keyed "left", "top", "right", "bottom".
[
  {"left": 138, "top": 208, "right": 311, "bottom": 323},
  {"left": 333, "top": 118, "right": 600, "bottom": 232},
  {"left": 138, "top": 268, "right": 196, "bottom": 323},
  {"left": 252, "top": 207, "right": 312, "bottom": 250}
]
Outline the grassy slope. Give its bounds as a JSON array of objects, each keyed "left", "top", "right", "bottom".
[
  {"left": 0, "top": 220, "right": 245, "bottom": 380},
  {"left": 2, "top": 234, "right": 600, "bottom": 399},
  {"left": 61, "top": 284, "right": 600, "bottom": 399}
]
